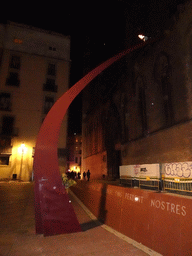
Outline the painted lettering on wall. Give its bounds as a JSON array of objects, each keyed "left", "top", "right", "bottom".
[
  {"left": 115, "top": 191, "right": 123, "bottom": 197},
  {"left": 125, "top": 193, "right": 144, "bottom": 203},
  {"left": 123, "top": 192, "right": 187, "bottom": 216},
  {"left": 150, "top": 199, "right": 186, "bottom": 216},
  {"left": 107, "top": 189, "right": 113, "bottom": 195},
  {"left": 106, "top": 189, "right": 123, "bottom": 197}
]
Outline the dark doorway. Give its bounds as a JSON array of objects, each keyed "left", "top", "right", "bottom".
[{"left": 104, "top": 102, "right": 122, "bottom": 180}]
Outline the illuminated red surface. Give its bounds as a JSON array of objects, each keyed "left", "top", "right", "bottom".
[
  {"left": 33, "top": 40, "right": 153, "bottom": 236},
  {"left": 71, "top": 182, "right": 192, "bottom": 256}
]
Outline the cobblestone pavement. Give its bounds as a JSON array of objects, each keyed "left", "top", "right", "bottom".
[{"left": 0, "top": 182, "right": 153, "bottom": 256}]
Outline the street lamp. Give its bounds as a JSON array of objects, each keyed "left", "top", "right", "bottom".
[
  {"left": 18, "top": 143, "right": 27, "bottom": 180},
  {"left": 138, "top": 34, "right": 149, "bottom": 42}
]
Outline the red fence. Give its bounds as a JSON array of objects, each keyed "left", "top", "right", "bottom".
[{"left": 71, "top": 181, "right": 192, "bottom": 256}]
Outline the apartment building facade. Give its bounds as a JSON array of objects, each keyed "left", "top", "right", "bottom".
[{"left": 0, "top": 22, "right": 70, "bottom": 181}]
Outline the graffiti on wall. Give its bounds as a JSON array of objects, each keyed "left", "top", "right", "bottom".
[
  {"left": 120, "top": 162, "right": 192, "bottom": 179},
  {"left": 120, "top": 164, "right": 160, "bottom": 179},
  {"left": 163, "top": 162, "right": 192, "bottom": 179}
]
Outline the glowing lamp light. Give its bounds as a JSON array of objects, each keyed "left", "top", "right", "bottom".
[
  {"left": 14, "top": 38, "right": 23, "bottom": 44},
  {"left": 18, "top": 143, "right": 27, "bottom": 154},
  {"left": 138, "top": 34, "right": 148, "bottom": 42}
]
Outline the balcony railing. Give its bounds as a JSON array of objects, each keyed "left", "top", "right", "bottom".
[
  {"left": 43, "top": 83, "right": 58, "bottom": 92},
  {"left": 0, "top": 104, "right": 12, "bottom": 112},
  {"left": 0, "top": 146, "right": 12, "bottom": 155},
  {"left": 0, "top": 126, "right": 19, "bottom": 137},
  {"left": 6, "top": 74, "right": 20, "bottom": 87}
]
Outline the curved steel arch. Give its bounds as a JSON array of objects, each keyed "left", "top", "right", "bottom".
[{"left": 33, "top": 39, "right": 154, "bottom": 236}]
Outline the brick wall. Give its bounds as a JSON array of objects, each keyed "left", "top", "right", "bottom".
[
  {"left": 82, "top": 151, "right": 107, "bottom": 180},
  {"left": 122, "top": 121, "right": 192, "bottom": 165}
]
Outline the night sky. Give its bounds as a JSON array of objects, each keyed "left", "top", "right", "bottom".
[{"left": 1, "top": 0, "right": 187, "bottom": 135}]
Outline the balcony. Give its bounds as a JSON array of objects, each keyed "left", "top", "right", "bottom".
[
  {"left": 0, "top": 105, "right": 11, "bottom": 111},
  {"left": 0, "top": 146, "right": 12, "bottom": 155},
  {"left": 6, "top": 73, "right": 20, "bottom": 87},
  {"left": 43, "top": 83, "right": 58, "bottom": 92},
  {"left": 0, "top": 126, "right": 19, "bottom": 137},
  {"left": 0, "top": 93, "right": 12, "bottom": 111},
  {"left": 43, "top": 79, "right": 58, "bottom": 92}
]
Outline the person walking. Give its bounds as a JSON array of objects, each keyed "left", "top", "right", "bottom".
[
  {"left": 87, "top": 170, "right": 91, "bottom": 181},
  {"left": 83, "top": 171, "right": 86, "bottom": 180}
]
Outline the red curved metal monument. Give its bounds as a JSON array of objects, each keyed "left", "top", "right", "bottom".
[{"left": 33, "top": 39, "right": 153, "bottom": 236}]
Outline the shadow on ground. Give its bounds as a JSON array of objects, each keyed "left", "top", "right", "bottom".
[{"left": 81, "top": 220, "right": 102, "bottom": 231}]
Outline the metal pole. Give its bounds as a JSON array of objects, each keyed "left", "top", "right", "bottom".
[{"left": 19, "top": 150, "right": 24, "bottom": 180}]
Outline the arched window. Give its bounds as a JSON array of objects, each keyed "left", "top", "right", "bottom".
[
  {"left": 154, "top": 52, "right": 174, "bottom": 126},
  {"left": 120, "top": 92, "right": 129, "bottom": 143},
  {"left": 135, "top": 75, "right": 148, "bottom": 137},
  {"left": 104, "top": 102, "right": 122, "bottom": 179},
  {"left": 139, "top": 85, "right": 147, "bottom": 135}
]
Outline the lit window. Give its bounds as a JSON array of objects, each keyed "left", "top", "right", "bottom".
[{"left": 13, "top": 38, "right": 23, "bottom": 44}]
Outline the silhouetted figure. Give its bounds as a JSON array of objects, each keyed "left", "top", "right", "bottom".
[
  {"left": 83, "top": 171, "right": 86, "bottom": 180},
  {"left": 87, "top": 170, "right": 91, "bottom": 181},
  {"left": 71, "top": 171, "right": 74, "bottom": 179}
]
